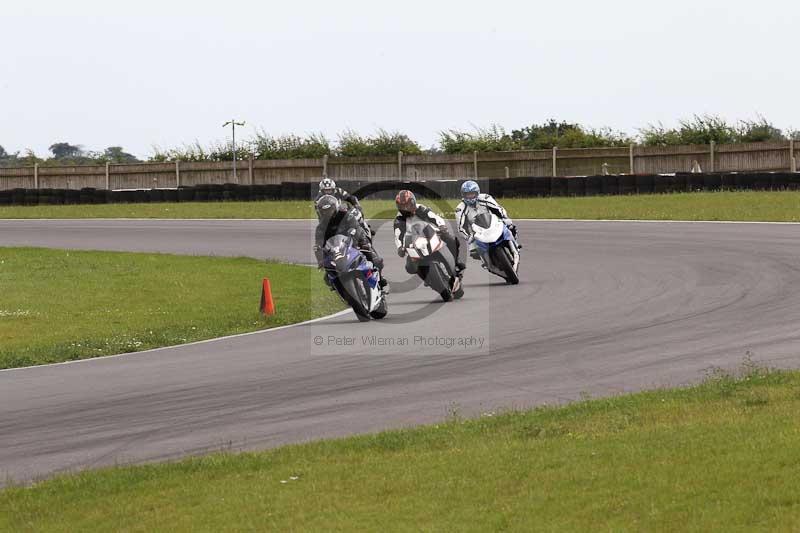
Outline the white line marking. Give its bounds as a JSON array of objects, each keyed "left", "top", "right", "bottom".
[{"left": 0, "top": 309, "right": 352, "bottom": 374}]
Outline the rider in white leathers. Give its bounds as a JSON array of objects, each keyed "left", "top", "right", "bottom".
[{"left": 454, "top": 180, "right": 519, "bottom": 259}]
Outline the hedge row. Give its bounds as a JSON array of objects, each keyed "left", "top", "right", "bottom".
[{"left": 1, "top": 173, "right": 800, "bottom": 206}]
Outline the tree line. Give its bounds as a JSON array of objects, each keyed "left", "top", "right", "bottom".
[{"left": 3, "top": 115, "right": 799, "bottom": 166}]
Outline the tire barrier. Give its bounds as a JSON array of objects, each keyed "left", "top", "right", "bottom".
[{"left": 2, "top": 173, "right": 800, "bottom": 206}]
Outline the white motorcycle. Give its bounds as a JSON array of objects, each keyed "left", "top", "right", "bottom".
[
  {"left": 404, "top": 218, "right": 464, "bottom": 302},
  {"left": 470, "top": 211, "right": 520, "bottom": 284}
]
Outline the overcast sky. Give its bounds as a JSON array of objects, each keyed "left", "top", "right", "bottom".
[{"left": 2, "top": 0, "right": 796, "bottom": 158}]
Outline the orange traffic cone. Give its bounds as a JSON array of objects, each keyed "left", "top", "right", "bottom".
[{"left": 260, "top": 278, "right": 275, "bottom": 315}]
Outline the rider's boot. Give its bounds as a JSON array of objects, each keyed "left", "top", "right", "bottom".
[{"left": 441, "top": 230, "right": 465, "bottom": 275}]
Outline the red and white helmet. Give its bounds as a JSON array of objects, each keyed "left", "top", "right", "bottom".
[{"left": 395, "top": 190, "right": 417, "bottom": 216}]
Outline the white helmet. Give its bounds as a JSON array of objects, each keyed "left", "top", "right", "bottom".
[{"left": 319, "top": 178, "right": 336, "bottom": 194}]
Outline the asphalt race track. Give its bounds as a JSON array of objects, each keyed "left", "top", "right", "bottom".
[{"left": 3, "top": 219, "right": 800, "bottom": 485}]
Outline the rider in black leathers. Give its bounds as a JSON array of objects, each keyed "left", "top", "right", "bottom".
[
  {"left": 316, "top": 177, "right": 373, "bottom": 237},
  {"left": 393, "top": 190, "right": 465, "bottom": 275},
  {"left": 314, "top": 194, "right": 388, "bottom": 291}
]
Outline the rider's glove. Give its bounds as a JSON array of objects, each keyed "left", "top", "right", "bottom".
[
  {"left": 397, "top": 246, "right": 406, "bottom": 258},
  {"left": 507, "top": 223, "right": 517, "bottom": 236}
]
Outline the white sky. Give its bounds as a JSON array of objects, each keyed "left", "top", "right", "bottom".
[{"left": 1, "top": 0, "right": 797, "bottom": 158}]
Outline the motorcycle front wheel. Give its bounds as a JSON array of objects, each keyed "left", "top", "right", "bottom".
[
  {"left": 492, "top": 245, "right": 519, "bottom": 285},
  {"left": 338, "top": 274, "right": 371, "bottom": 321},
  {"left": 425, "top": 262, "right": 453, "bottom": 302}
]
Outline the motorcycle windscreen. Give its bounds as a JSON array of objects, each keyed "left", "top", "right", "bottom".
[
  {"left": 404, "top": 222, "right": 426, "bottom": 246},
  {"left": 473, "top": 212, "right": 492, "bottom": 229},
  {"left": 324, "top": 235, "right": 352, "bottom": 259}
]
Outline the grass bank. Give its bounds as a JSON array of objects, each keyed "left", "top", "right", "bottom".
[
  {"left": 2, "top": 191, "right": 800, "bottom": 221},
  {"left": 2, "top": 364, "right": 799, "bottom": 530},
  {"left": 0, "top": 248, "right": 343, "bottom": 369}
]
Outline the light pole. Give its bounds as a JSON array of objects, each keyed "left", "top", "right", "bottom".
[{"left": 223, "top": 119, "right": 246, "bottom": 182}]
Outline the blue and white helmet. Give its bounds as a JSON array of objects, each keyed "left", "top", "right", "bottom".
[{"left": 461, "top": 180, "right": 480, "bottom": 206}]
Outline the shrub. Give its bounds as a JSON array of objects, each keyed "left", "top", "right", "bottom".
[
  {"left": 439, "top": 124, "right": 516, "bottom": 153},
  {"left": 336, "top": 129, "right": 422, "bottom": 157},
  {"left": 251, "top": 132, "right": 331, "bottom": 159},
  {"left": 510, "top": 120, "right": 631, "bottom": 149},
  {"left": 150, "top": 141, "right": 250, "bottom": 162},
  {"left": 639, "top": 115, "right": 788, "bottom": 146}
]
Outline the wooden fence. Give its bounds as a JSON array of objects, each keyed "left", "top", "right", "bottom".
[{"left": 1, "top": 140, "right": 796, "bottom": 191}]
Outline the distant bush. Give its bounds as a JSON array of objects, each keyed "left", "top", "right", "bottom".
[
  {"left": 150, "top": 141, "right": 250, "bottom": 163},
  {"left": 94, "top": 146, "right": 141, "bottom": 164},
  {"left": 439, "top": 125, "right": 517, "bottom": 153},
  {"left": 439, "top": 121, "right": 631, "bottom": 154},
  {"left": 251, "top": 132, "right": 330, "bottom": 160},
  {"left": 735, "top": 118, "right": 786, "bottom": 143},
  {"left": 640, "top": 115, "right": 788, "bottom": 146},
  {"left": 3, "top": 117, "right": 797, "bottom": 168},
  {"left": 510, "top": 120, "right": 631, "bottom": 149},
  {"left": 149, "top": 130, "right": 420, "bottom": 161},
  {"left": 336, "top": 129, "right": 422, "bottom": 157}
]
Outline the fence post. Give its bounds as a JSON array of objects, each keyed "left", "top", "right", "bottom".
[
  {"left": 710, "top": 141, "right": 715, "bottom": 173},
  {"left": 34, "top": 163, "right": 39, "bottom": 189},
  {"left": 175, "top": 160, "right": 181, "bottom": 188},
  {"left": 322, "top": 154, "right": 328, "bottom": 178},
  {"left": 791, "top": 140, "right": 796, "bottom": 172},
  {"left": 552, "top": 147, "right": 558, "bottom": 177},
  {"left": 629, "top": 144, "right": 635, "bottom": 174},
  {"left": 505, "top": 166, "right": 510, "bottom": 178},
  {"left": 473, "top": 151, "right": 478, "bottom": 179},
  {"left": 248, "top": 155, "right": 254, "bottom": 185},
  {"left": 398, "top": 151, "right": 403, "bottom": 179},
  {"left": 105, "top": 162, "right": 110, "bottom": 190}
]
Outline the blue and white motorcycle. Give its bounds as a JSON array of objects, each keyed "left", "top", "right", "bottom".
[
  {"left": 323, "top": 234, "right": 388, "bottom": 322},
  {"left": 470, "top": 211, "right": 520, "bottom": 285}
]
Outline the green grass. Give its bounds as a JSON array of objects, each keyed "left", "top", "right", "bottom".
[
  {"left": 2, "top": 363, "right": 799, "bottom": 531},
  {"left": 0, "top": 247, "right": 343, "bottom": 369},
  {"left": 3, "top": 191, "right": 800, "bottom": 221}
]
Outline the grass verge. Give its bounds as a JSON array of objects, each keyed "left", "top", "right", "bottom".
[
  {"left": 2, "top": 362, "right": 799, "bottom": 530},
  {"left": 0, "top": 247, "right": 344, "bottom": 369},
  {"left": 3, "top": 191, "right": 800, "bottom": 221}
]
